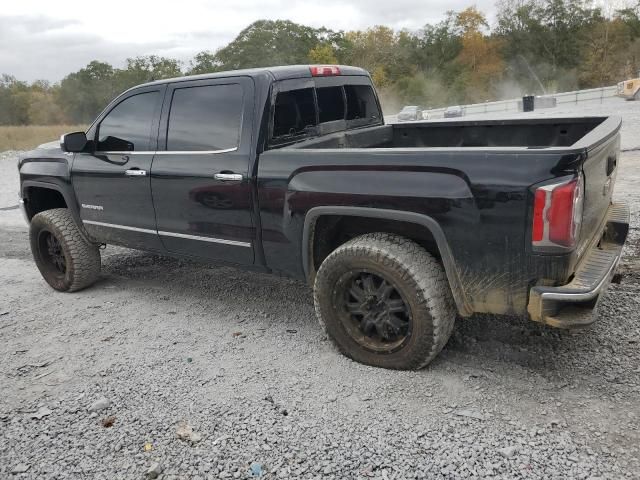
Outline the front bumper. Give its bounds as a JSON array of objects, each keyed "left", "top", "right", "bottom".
[
  {"left": 18, "top": 198, "right": 30, "bottom": 225},
  {"left": 528, "top": 202, "right": 629, "bottom": 328}
]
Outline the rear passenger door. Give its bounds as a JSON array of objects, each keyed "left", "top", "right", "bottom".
[{"left": 150, "top": 77, "right": 255, "bottom": 264}]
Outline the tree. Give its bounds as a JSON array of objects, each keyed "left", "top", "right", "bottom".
[
  {"left": 0, "top": 75, "right": 31, "bottom": 125},
  {"left": 308, "top": 44, "right": 338, "bottom": 64},
  {"left": 341, "top": 26, "right": 400, "bottom": 87},
  {"left": 580, "top": 17, "right": 634, "bottom": 86},
  {"left": 414, "top": 12, "right": 463, "bottom": 84},
  {"left": 115, "top": 56, "right": 183, "bottom": 92},
  {"left": 189, "top": 51, "right": 221, "bottom": 75},
  {"left": 212, "top": 20, "right": 324, "bottom": 70},
  {"left": 454, "top": 7, "right": 505, "bottom": 101},
  {"left": 616, "top": 3, "right": 640, "bottom": 37},
  {"left": 57, "top": 61, "right": 117, "bottom": 124}
]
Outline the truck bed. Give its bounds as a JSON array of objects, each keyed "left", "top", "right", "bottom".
[
  {"left": 289, "top": 117, "right": 607, "bottom": 150},
  {"left": 259, "top": 115, "right": 621, "bottom": 317}
]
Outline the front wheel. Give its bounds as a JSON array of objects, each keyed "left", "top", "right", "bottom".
[
  {"left": 30, "top": 208, "right": 101, "bottom": 292},
  {"left": 313, "top": 233, "right": 456, "bottom": 370}
]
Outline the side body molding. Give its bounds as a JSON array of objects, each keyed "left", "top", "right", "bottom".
[{"left": 302, "top": 206, "right": 473, "bottom": 317}]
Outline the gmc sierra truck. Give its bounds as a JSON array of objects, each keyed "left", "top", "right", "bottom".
[{"left": 18, "top": 65, "right": 629, "bottom": 370}]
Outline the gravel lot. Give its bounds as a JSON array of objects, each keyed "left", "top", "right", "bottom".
[{"left": 1, "top": 99, "right": 639, "bottom": 479}]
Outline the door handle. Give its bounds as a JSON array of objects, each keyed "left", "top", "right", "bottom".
[
  {"left": 125, "top": 169, "right": 147, "bottom": 176},
  {"left": 214, "top": 173, "right": 243, "bottom": 182}
]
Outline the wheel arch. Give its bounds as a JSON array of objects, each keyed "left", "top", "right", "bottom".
[
  {"left": 302, "top": 206, "right": 472, "bottom": 316},
  {"left": 21, "top": 180, "right": 94, "bottom": 244}
]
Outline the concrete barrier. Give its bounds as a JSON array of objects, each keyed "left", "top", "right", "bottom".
[{"left": 415, "top": 85, "right": 617, "bottom": 120}]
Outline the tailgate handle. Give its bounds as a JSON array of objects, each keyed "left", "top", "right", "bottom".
[{"left": 606, "top": 155, "right": 617, "bottom": 177}]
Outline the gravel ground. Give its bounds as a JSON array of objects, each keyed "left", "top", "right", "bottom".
[{"left": 1, "top": 104, "right": 640, "bottom": 479}]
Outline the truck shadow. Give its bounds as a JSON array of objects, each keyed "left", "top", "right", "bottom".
[{"left": 98, "top": 245, "right": 639, "bottom": 389}]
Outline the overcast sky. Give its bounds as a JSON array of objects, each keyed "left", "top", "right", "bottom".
[{"left": 1, "top": 0, "right": 498, "bottom": 82}]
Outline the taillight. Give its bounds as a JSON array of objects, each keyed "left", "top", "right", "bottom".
[
  {"left": 532, "top": 175, "right": 584, "bottom": 250},
  {"left": 310, "top": 65, "right": 341, "bottom": 76}
]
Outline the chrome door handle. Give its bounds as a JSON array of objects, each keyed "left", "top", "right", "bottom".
[
  {"left": 214, "top": 173, "right": 243, "bottom": 182},
  {"left": 125, "top": 169, "right": 147, "bottom": 176}
]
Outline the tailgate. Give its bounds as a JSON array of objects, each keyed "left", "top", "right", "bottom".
[{"left": 575, "top": 117, "right": 621, "bottom": 259}]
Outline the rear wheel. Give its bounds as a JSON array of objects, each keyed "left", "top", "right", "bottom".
[
  {"left": 30, "top": 208, "right": 101, "bottom": 292},
  {"left": 313, "top": 233, "right": 456, "bottom": 370}
]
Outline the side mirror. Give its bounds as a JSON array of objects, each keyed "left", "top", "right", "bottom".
[{"left": 60, "top": 131, "right": 88, "bottom": 153}]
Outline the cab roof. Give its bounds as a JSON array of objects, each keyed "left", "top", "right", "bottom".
[{"left": 140, "top": 65, "right": 370, "bottom": 87}]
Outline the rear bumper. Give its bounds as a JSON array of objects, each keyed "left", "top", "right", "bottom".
[{"left": 527, "top": 202, "right": 629, "bottom": 328}]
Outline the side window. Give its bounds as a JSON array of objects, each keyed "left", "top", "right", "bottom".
[
  {"left": 97, "top": 91, "right": 158, "bottom": 151},
  {"left": 317, "top": 86, "right": 345, "bottom": 123},
  {"left": 272, "top": 88, "right": 316, "bottom": 138},
  {"left": 345, "top": 85, "right": 380, "bottom": 121},
  {"left": 167, "top": 84, "right": 243, "bottom": 151}
]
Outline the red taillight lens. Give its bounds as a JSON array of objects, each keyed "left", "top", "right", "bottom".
[
  {"left": 548, "top": 180, "right": 577, "bottom": 246},
  {"left": 310, "top": 65, "right": 341, "bottom": 76},
  {"left": 532, "top": 175, "right": 583, "bottom": 250},
  {"left": 532, "top": 189, "right": 546, "bottom": 242}
]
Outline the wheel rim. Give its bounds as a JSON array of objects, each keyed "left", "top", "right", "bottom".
[
  {"left": 38, "top": 230, "right": 67, "bottom": 275},
  {"left": 334, "top": 270, "right": 412, "bottom": 353}
]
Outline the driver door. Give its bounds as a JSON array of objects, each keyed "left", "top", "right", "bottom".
[{"left": 72, "top": 85, "right": 165, "bottom": 251}]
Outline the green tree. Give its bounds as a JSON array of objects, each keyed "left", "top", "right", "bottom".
[
  {"left": 189, "top": 51, "right": 221, "bottom": 75},
  {"left": 0, "top": 75, "right": 31, "bottom": 125},
  {"left": 115, "top": 55, "right": 183, "bottom": 91},
  {"left": 57, "top": 61, "right": 117, "bottom": 124},
  {"left": 308, "top": 44, "right": 338, "bottom": 64},
  {"left": 212, "top": 20, "right": 324, "bottom": 70}
]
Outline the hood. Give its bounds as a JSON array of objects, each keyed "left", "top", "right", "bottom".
[
  {"left": 37, "top": 139, "right": 61, "bottom": 150},
  {"left": 18, "top": 138, "right": 70, "bottom": 170}
]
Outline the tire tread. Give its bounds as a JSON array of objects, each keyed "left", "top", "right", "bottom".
[
  {"left": 314, "top": 233, "right": 456, "bottom": 370},
  {"left": 30, "top": 208, "right": 100, "bottom": 292}
]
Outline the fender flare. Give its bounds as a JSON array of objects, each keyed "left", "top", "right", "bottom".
[
  {"left": 302, "top": 206, "right": 472, "bottom": 317},
  {"left": 21, "top": 180, "right": 95, "bottom": 244}
]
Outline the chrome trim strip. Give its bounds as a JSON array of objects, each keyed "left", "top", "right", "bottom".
[
  {"left": 158, "top": 230, "right": 251, "bottom": 247},
  {"left": 94, "top": 147, "right": 238, "bottom": 156},
  {"left": 83, "top": 220, "right": 156, "bottom": 235},
  {"left": 154, "top": 147, "right": 238, "bottom": 155},
  {"left": 82, "top": 221, "right": 252, "bottom": 247},
  {"left": 96, "top": 151, "right": 156, "bottom": 155}
]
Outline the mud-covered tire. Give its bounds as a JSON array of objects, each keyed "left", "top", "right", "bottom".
[
  {"left": 313, "top": 233, "right": 456, "bottom": 370},
  {"left": 29, "top": 208, "right": 100, "bottom": 292}
]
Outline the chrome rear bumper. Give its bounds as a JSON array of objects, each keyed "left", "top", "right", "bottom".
[{"left": 528, "top": 202, "right": 629, "bottom": 328}]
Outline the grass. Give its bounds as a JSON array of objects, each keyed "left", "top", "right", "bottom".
[{"left": 0, "top": 125, "right": 87, "bottom": 151}]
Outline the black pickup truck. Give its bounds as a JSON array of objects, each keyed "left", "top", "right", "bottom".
[{"left": 18, "top": 65, "right": 629, "bottom": 370}]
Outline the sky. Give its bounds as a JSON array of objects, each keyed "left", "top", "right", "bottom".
[{"left": 0, "top": 0, "right": 497, "bottom": 82}]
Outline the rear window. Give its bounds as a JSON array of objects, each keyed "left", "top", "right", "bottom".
[
  {"left": 317, "top": 87, "right": 345, "bottom": 123},
  {"left": 345, "top": 85, "right": 379, "bottom": 121},
  {"left": 273, "top": 88, "right": 316, "bottom": 138},
  {"left": 271, "top": 81, "right": 381, "bottom": 144}
]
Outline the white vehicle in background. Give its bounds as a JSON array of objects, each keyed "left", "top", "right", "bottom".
[
  {"left": 444, "top": 105, "right": 464, "bottom": 118},
  {"left": 397, "top": 105, "right": 424, "bottom": 122}
]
